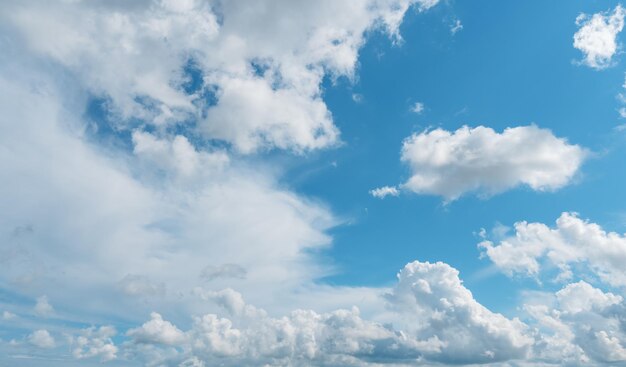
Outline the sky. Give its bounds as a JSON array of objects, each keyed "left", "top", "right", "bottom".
[{"left": 2, "top": 0, "right": 626, "bottom": 366}]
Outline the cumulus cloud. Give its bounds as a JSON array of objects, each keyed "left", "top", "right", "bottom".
[
  {"left": 479, "top": 212, "right": 626, "bottom": 287},
  {"left": 122, "top": 261, "right": 532, "bottom": 366},
  {"left": 28, "top": 329, "right": 55, "bottom": 349},
  {"left": 70, "top": 326, "right": 118, "bottom": 362},
  {"left": 369, "top": 186, "right": 400, "bottom": 199},
  {"left": 1, "top": 0, "right": 439, "bottom": 153},
  {"left": 399, "top": 125, "right": 586, "bottom": 201},
  {"left": 34, "top": 295, "right": 53, "bottom": 317},
  {"left": 524, "top": 281, "right": 626, "bottom": 364},
  {"left": 574, "top": 5, "right": 626, "bottom": 69}
]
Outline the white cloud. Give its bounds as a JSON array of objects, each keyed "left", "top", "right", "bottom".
[
  {"left": 127, "top": 312, "right": 187, "bottom": 346},
  {"left": 386, "top": 261, "right": 532, "bottom": 364},
  {"left": 399, "top": 125, "right": 586, "bottom": 201},
  {"left": 411, "top": 101, "right": 425, "bottom": 114},
  {"left": 479, "top": 212, "right": 626, "bottom": 287},
  {"left": 524, "top": 281, "right": 626, "bottom": 364},
  {"left": 2, "top": 311, "right": 16, "bottom": 320},
  {"left": 34, "top": 296, "right": 53, "bottom": 317},
  {"left": 124, "top": 260, "right": 531, "bottom": 366},
  {"left": 369, "top": 186, "right": 400, "bottom": 198},
  {"left": 450, "top": 19, "right": 463, "bottom": 35},
  {"left": 28, "top": 329, "right": 55, "bottom": 349},
  {"left": 70, "top": 326, "right": 118, "bottom": 362},
  {"left": 1, "top": 0, "right": 439, "bottom": 154},
  {"left": 0, "top": 74, "right": 340, "bottom": 322},
  {"left": 574, "top": 5, "right": 626, "bottom": 69}
]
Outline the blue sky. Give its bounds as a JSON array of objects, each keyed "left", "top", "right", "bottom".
[{"left": 2, "top": 0, "right": 626, "bottom": 366}]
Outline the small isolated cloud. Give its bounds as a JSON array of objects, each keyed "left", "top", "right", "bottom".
[
  {"left": 369, "top": 186, "right": 400, "bottom": 199},
  {"left": 411, "top": 102, "right": 425, "bottom": 114},
  {"left": 124, "top": 261, "right": 531, "bottom": 366},
  {"left": 352, "top": 93, "right": 364, "bottom": 103},
  {"left": 574, "top": 5, "right": 626, "bottom": 69},
  {"left": 523, "top": 281, "right": 626, "bottom": 364},
  {"left": 399, "top": 125, "right": 586, "bottom": 201},
  {"left": 479, "top": 212, "right": 626, "bottom": 287},
  {"left": 201, "top": 264, "right": 247, "bottom": 282},
  {"left": 34, "top": 295, "right": 53, "bottom": 317},
  {"left": 28, "top": 329, "right": 55, "bottom": 349},
  {"left": 450, "top": 19, "right": 463, "bottom": 35},
  {"left": 2, "top": 311, "right": 16, "bottom": 320}
]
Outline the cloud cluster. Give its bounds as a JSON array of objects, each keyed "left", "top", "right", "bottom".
[
  {"left": 121, "top": 261, "right": 531, "bottom": 366},
  {"left": 70, "top": 326, "right": 118, "bottom": 362},
  {"left": 574, "top": 5, "right": 626, "bottom": 69},
  {"left": 525, "top": 281, "right": 626, "bottom": 364},
  {"left": 479, "top": 212, "right": 626, "bottom": 287},
  {"left": 399, "top": 125, "right": 586, "bottom": 201},
  {"left": 2, "top": 0, "right": 438, "bottom": 154}
]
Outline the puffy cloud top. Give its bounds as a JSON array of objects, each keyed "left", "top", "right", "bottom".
[
  {"left": 574, "top": 5, "right": 626, "bottom": 69},
  {"left": 400, "top": 125, "right": 586, "bottom": 201},
  {"left": 479, "top": 212, "right": 626, "bottom": 287}
]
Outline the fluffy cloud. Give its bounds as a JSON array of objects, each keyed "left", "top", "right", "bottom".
[
  {"left": 70, "top": 326, "right": 118, "bottom": 362},
  {"left": 479, "top": 212, "right": 626, "bottom": 287},
  {"left": 127, "top": 312, "right": 186, "bottom": 346},
  {"left": 387, "top": 261, "right": 532, "bottom": 364},
  {"left": 399, "top": 125, "right": 586, "bottom": 201},
  {"left": 124, "top": 261, "right": 531, "bottom": 366},
  {"left": 369, "top": 186, "right": 400, "bottom": 199},
  {"left": 28, "top": 329, "right": 55, "bottom": 349},
  {"left": 525, "top": 281, "right": 626, "bottom": 364},
  {"left": 574, "top": 5, "right": 626, "bottom": 69},
  {"left": 1, "top": 0, "right": 439, "bottom": 153},
  {"left": 34, "top": 295, "right": 53, "bottom": 317}
]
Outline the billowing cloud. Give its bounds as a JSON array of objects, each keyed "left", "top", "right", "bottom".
[
  {"left": 399, "top": 125, "right": 586, "bottom": 201},
  {"left": 387, "top": 261, "right": 532, "bottom": 364},
  {"left": 524, "top": 281, "right": 626, "bottom": 364},
  {"left": 1, "top": 0, "right": 439, "bottom": 153},
  {"left": 574, "top": 5, "right": 625, "bottom": 69},
  {"left": 479, "top": 212, "right": 626, "bottom": 287},
  {"left": 122, "top": 260, "right": 531, "bottom": 366}
]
